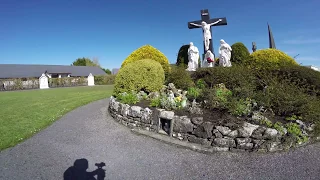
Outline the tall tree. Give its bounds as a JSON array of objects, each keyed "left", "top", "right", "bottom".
[{"left": 72, "top": 57, "right": 100, "bottom": 67}]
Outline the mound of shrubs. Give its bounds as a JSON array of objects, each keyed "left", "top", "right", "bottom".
[
  {"left": 247, "top": 49, "right": 298, "bottom": 69},
  {"left": 121, "top": 45, "right": 171, "bottom": 75},
  {"left": 114, "top": 59, "right": 165, "bottom": 95}
]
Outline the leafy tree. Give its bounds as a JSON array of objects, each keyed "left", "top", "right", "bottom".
[
  {"left": 72, "top": 57, "right": 100, "bottom": 67},
  {"left": 102, "top": 68, "right": 112, "bottom": 74}
]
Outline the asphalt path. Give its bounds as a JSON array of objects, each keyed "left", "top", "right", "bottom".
[{"left": 0, "top": 98, "right": 320, "bottom": 180}]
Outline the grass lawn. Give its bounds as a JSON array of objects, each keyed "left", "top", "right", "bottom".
[{"left": 0, "top": 85, "right": 114, "bottom": 151}]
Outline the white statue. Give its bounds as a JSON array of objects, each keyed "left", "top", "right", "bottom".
[
  {"left": 168, "top": 90, "right": 175, "bottom": 103},
  {"left": 202, "top": 50, "right": 215, "bottom": 68},
  {"left": 189, "top": 19, "right": 223, "bottom": 51},
  {"left": 219, "top": 39, "right": 232, "bottom": 67},
  {"left": 186, "top": 42, "right": 199, "bottom": 71}
]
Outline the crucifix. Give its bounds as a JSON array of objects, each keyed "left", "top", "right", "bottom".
[{"left": 188, "top": 9, "right": 227, "bottom": 56}]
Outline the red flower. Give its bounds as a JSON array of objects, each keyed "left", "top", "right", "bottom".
[{"left": 207, "top": 57, "right": 214, "bottom": 63}]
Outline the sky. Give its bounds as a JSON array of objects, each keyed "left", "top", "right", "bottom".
[{"left": 1, "top": 0, "right": 320, "bottom": 70}]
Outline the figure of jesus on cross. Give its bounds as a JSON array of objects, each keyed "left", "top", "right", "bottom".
[
  {"left": 189, "top": 20, "right": 222, "bottom": 51},
  {"left": 188, "top": 9, "right": 227, "bottom": 56}
]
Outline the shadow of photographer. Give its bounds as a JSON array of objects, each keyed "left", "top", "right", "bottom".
[{"left": 63, "top": 158, "right": 106, "bottom": 180}]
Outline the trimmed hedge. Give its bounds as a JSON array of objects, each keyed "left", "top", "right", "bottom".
[
  {"left": 121, "top": 45, "right": 171, "bottom": 74},
  {"left": 248, "top": 49, "right": 298, "bottom": 69},
  {"left": 230, "top": 42, "right": 250, "bottom": 65},
  {"left": 94, "top": 75, "right": 116, "bottom": 85},
  {"left": 114, "top": 59, "right": 165, "bottom": 95}
]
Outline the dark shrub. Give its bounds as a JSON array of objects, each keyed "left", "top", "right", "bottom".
[
  {"left": 166, "top": 64, "right": 194, "bottom": 90},
  {"left": 275, "top": 65, "right": 320, "bottom": 96},
  {"left": 192, "top": 65, "right": 257, "bottom": 99},
  {"left": 176, "top": 44, "right": 189, "bottom": 68},
  {"left": 230, "top": 42, "right": 250, "bottom": 65}
]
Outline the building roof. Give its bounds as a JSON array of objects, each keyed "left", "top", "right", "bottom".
[
  {"left": 0, "top": 64, "right": 106, "bottom": 79},
  {"left": 112, "top": 68, "right": 119, "bottom": 75}
]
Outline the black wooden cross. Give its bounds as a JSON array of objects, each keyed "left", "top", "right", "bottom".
[{"left": 188, "top": 9, "right": 227, "bottom": 56}]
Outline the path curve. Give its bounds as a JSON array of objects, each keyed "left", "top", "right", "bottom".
[{"left": 1, "top": 98, "right": 320, "bottom": 180}]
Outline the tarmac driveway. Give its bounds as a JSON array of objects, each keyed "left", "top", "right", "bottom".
[{"left": 0, "top": 98, "right": 320, "bottom": 180}]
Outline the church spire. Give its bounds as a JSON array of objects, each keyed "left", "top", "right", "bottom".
[{"left": 268, "top": 23, "right": 276, "bottom": 49}]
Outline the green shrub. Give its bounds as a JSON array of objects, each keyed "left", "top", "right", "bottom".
[
  {"left": 117, "top": 91, "right": 139, "bottom": 105},
  {"left": 187, "top": 87, "right": 201, "bottom": 101},
  {"left": 166, "top": 64, "right": 195, "bottom": 90},
  {"left": 176, "top": 44, "right": 189, "bottom": 67},
  {"left": 230, "top": 42, "right": 250, "bottom": 65},
  {"left": 150, "top": 97, "right": 161, "bottom": 107},
  {"left": 255, "top": 80, "right": 311, "bottom": 117},
  {"left": 121, "top": 45, "right": 171, "bottom": 75},
  {"left": 200, "top": 84, "right": 232, "bottom": 110},
  {"left": 286, "top": 123, "right": 302, "bottom": 137},
  {"left": 273, "top": 122, "right": 285, "bottom": 135},
  {"left": 193, "top": 66, "right": 257, "bottom": 99},
  {"left": 227, "top": 98, "right": 254, "bottom": 117},
  {"left": 94, "top": 75, "right": 116, "bottom": 85},
  {"left": 248, "top": 49, "right": 298, "bottom": 69},
  {"left": 260, "top": 118, "right": 273, "bottom": 128},
  {"left": 196, "top": 79, "right": 207, "bottom": 89},
  {"left": 114, "top": 59, "right": 165, "bottom": 95},
  {"left": 275, "top": 65, "right": 320, "bottom": 96}
]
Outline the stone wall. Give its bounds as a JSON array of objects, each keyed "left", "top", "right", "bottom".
[{"left": 108, "top": 97, "right": 309, "bottom": 153}]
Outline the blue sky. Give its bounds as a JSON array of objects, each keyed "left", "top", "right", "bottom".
[{"left": 1, "top": 0, "right": 320, "bottom": 69}]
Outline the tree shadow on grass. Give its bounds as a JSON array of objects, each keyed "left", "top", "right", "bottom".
[{"left": 63, "top": 158, "right": 106, "bottom": 180}]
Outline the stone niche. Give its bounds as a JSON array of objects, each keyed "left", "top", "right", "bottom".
[{"left": 157, "top": 110, "right": 175, "bottom": 137}]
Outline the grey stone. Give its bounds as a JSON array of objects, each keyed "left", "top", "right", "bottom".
[
  {"left": 212, "top": 146, "right": 229, "bottom": 152},
  {"left": 213, "top": 137, "right": 236, "bottom": 148},
  {"left": 213, "top": 129, "right": 223, "bottom": 138},
  {"left": 227, "top": 130, "right": 239, "bottom": 138},
  {"left": 188, "top": 136, "right": 212, "bottom": 146},
  {"left": 216, "top": 126, "right": 232, "bottom": 136},
  {"left": 110, "top": 99, "right": 120, "bottom": 112},
  {"left": 230, "top": 148, "right": 246, "bottom": 153},
  {"left": 251, "top": 126, "right": 266, "bottom": 139},
  {"left": 159, "top": 111, "right": 174, "bottom": 120},
  {"left": 141, "top": 108, "right": 152, "bottom": 124},
  {"left": 238, "top": 122, "right": 259, "bottom": 137},
  {"left": 267, "top": 142, "right": 282, "bottom": 152},
  {"left": 264, "top": 128, "right": 279, "bottom": 139},
  {"left": 191, "top": 117, "right": 204, "bottom": 125},
  {"left": 173, "top": 116, "right": 194, "bottom": 133},
  {"left": 252, "top": 139, "right": 265, "bottom": 149},
  {"left": 306, "top": 124, "right": 315, "bottom": 131},
  {"left": 238, "top": 143, "right": 254, "bottom": 150},
  {"left": 128, "top": 106, "right": 142, "bottom": 118},
  {"left": 236, "top": 138, "right": 251, "bottom": 145},
  {"left": 120, "top": 103, "right": 130, "bottom": 116},
  {"left": 203, "top": 122, "right": 214, "bottom": 138},
  {"left": 193, "top": 126, "right": 206, "bottom": 138}
]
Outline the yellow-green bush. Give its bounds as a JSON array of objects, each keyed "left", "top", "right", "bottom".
[
  {"left": 121, "top": 45, "right": 171, "bottom": 74},
  {"left": 114, "top": 59, "right": 165, "bottom": 95},
  {"left": 248, "top": 49, "right": 298, "bottom": 69}
]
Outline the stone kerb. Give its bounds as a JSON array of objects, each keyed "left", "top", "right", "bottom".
[{"left": 108, "top": 97, "right": 310, "bottom": 153}]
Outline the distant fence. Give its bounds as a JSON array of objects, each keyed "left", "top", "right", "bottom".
[{"left": 0, "top": 74, "right": 116, "bottom": 92}]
